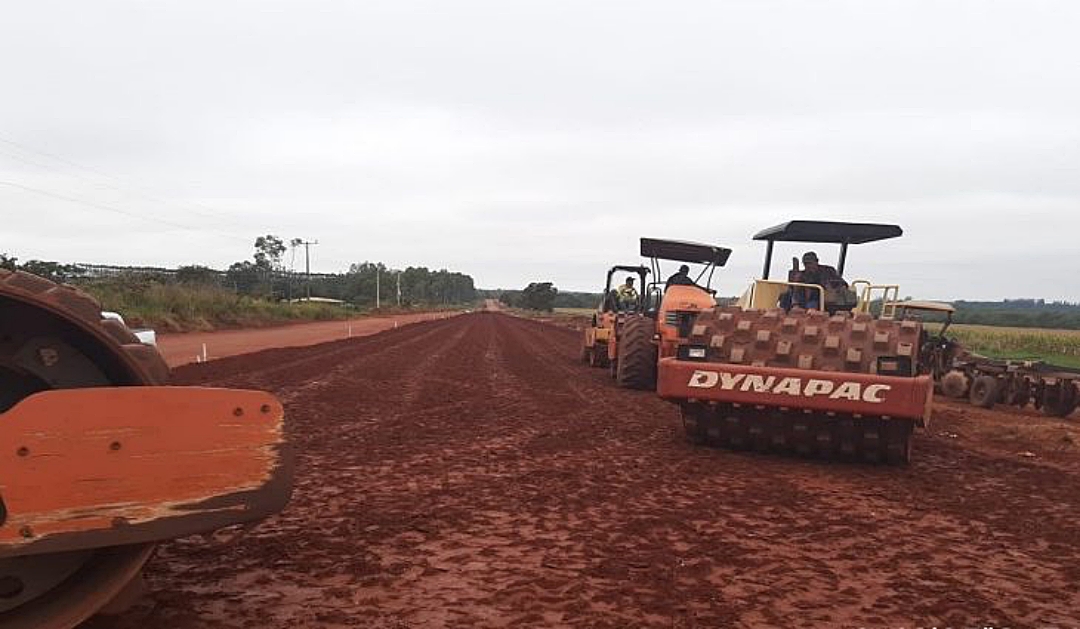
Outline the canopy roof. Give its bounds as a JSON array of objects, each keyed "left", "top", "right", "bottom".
[
  {"left": 608, "top": 265, "right": 650, "bottom": 275},
  {"left": 891, "top": 300, "right": 956, "bottom": 314},
  {"left": 640, "top": 238, "right": 732, "bottom": 266},
  {"left": 753, "top": 220, "right": 903, "bottom": 244}
]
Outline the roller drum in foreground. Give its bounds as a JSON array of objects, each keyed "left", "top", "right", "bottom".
[
  {"left": 662, "top": 307, "right": 933, "bottom": 464},
  {"left": 0, "top": 270, "right": 293, "bottom": 629}
]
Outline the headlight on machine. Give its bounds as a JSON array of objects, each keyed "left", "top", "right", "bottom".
[{"left": 678, "top": 345, "right": 708, "bottom": 361}]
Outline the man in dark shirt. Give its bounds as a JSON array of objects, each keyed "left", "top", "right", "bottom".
[
  {"left": 799, "top": 252, "right": 843, "bottom": 287},
  {"left": 665, "top": 264, "right": 698, "bottom": 289},
  {"left": 794, "top": 251, "right": 846, "bottom": 310}
]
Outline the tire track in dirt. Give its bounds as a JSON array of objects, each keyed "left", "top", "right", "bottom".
[
  {"left": 176, "top": 315, "right": 465, "bottom": 395},
  {"left": 93, "top": 312, "right": 1080, "bottom": 628}
]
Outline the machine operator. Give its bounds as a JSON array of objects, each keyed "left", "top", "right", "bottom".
[
  {"left": 785, "top": 251, "right": 848, "bottom": 311},
  {"left": 665, "top": 264, "right": 699, "bottom": 289},
  {"left": 615, "top": 276, "right": 639, "bottom": 308}
]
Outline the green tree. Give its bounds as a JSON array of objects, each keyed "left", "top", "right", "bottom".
[
  {"left": 175, "top": 265, "right": 220, "bottom": 285},
  {"left": 498, "top": 291, "right": 519, "bottom": 307},
  {"left": 0, "top": 253, "right": 17, "bottom": 271},
  {"left": 248, "top": 235, "right": 287, "bottom": 297},
  {"left": 20, "top": 260, "right": 83, "bottom": 283},
  {"left": 226, "top": 261, "right": 262, "bottom": 294},
  {"left": 521, "top": 282, "right": 558, "bottom": 312},
  {"left": 254, "top": 235, "right": 286, "bottom": 270}
]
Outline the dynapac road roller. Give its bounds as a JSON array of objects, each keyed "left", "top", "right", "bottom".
[
  {"left": 656, "top": 220, "right": 933, "bottom": 464},
  {"left": 0, "top": 270, "right": 292, "bottom": 628}
]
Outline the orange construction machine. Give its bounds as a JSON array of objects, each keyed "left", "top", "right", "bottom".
[
  {"left": 580, "top": 265, "right": 649, "bottom": 369},
  {"left": 611, "top": 239, "right": 732, "bottom": 390},
  {"left": 0, "top": 270, "right": 292, "bottom": 628},
  {"left": 656, "top": 220, "right": 933, "bottom": 464}
]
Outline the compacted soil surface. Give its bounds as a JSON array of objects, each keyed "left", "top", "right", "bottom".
[
  {"left": 156, "top": 312, "right": 457, "bottom": 367},
  {"left": 92, "top": 312, "right": 1080, "bottom": 628}
]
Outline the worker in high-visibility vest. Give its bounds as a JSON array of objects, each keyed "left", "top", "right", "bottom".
[{"left": 615, "top": 276, "right": 639, "bottom": 309}]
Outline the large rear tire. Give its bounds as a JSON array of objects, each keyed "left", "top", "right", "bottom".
[
  {"left": 615, "top": 316, "right": 657, "bottom": 390},
  {"left": 588, "top": 344, "right": 609, "bottom": 368}
]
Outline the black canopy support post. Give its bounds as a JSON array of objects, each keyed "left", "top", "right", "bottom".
[
  {"left": 838, "top": 242, "right": 849, "bottom": 275},
  {"left": 693, "top": 264, "right": 707, "bottom": 284},
  {"left": 763, "top": 240, "right": 775, "bottom": 280}
]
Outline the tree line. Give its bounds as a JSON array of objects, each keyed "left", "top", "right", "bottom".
[
  {"left": 1, "top": 235, "right": 477, "bottom": 308},
  {"left": 949, "top": 301, "right": 1080, "bottom": 330},
  {"left": 482, "top": 284, "right": 603, "bottom": 312}
]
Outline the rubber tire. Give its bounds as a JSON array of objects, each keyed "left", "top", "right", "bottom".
[
  {"left": 1042, "top": 399, "right": 1077, "bottom": 418},
  {"left": 1041, "top": 384, "right": 1078, "bottom": 418},
  {"left": 615, "top": 316, "right": 657, "bottom": 390},
  {"left": 940, "top": 370, "right": 969, "bottom": 399},
  {"left": 969, "top": 375, "right": 1000, "bottom": 409},
  {"left": 588, "top": 344, "right": 608, "bottom": 368}
]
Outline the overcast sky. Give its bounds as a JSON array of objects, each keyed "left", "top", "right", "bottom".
[{"left": 1, "top": 1, "right": 1078, "bottom": 300}]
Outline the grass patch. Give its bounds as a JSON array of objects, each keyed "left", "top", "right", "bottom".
[
  {"left": 554, "top": 308, "right": 595, "bottom": 316},
  {"left": 82, "top": 280, "right": 354, "bottom": 333}
]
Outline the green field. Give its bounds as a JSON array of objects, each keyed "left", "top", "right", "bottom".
[{"left": 949, "top": 323, "right": 1080, "bottom": 369}]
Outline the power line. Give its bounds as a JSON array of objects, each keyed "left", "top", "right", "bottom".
[
  {"left": 0, "top": 179, "right": 249, "bottom": 242},
  {"left": 0, "top": 133, "right": 246, "bottom": 226}
]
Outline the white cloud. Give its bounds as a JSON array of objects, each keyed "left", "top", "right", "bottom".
[{"left": 2, "top": 0, "right": 1078, "bottom": 299}]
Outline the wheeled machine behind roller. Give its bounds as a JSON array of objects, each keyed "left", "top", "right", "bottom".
[
  {"left": 0, "top": 270, "right": 292, "bottom": 628},
  {"left": 610, "top": 238, "right": 733, "bottom": 391},
  {"left": 580, "top": 264, "right": 649, "bottom": 369}
]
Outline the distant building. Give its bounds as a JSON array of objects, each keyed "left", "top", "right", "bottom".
[{"left": 288, "top": 296, "right": 346, "bottom": 305}]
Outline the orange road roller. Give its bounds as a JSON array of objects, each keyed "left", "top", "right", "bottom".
[{"left": 0, "top": 270, "right": 292, "bottom": 628}]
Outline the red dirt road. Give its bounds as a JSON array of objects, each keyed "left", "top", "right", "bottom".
[
  {"left": 156, "top": 312, "right": 457, "bottom": 367},
  {"left": 94, "top": 313, "right": 1080, "bottom": 628}
]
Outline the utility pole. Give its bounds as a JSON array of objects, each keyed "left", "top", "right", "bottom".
[
  {"left": 396, "top": 272, "right": 401, "bottom": 307},
  {"left": 376, "top": 267, "right": 381, "bottom": 309},
  {"left": 298, "top": 240, "right": 318, "bottom": 299},
  {"left": 287, "top": 238, "right": 301, "bottom": 302}
]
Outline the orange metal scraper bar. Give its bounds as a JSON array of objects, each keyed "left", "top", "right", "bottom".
[{"left": 0, "top": 387, "right": 292, "bottom": 558}]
